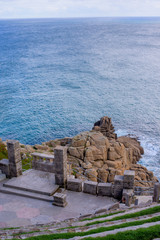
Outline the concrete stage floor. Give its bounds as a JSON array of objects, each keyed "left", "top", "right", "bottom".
[{"left": 0, "top": 174, "right": 117, "bottom": 228}]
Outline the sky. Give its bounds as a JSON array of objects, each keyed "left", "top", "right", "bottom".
[{"left": 0, "top": 0, "right": 160, "bottom": 19}]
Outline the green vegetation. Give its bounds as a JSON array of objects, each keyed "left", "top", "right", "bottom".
[
  {"left": 58, "top": 211, "right": 125, "bottom": 231},
  {"left": 10, "top": 224, "right": 160, "bottom": 240},
  {"left": 0, "top": 142, "right": 8, "bottom": 160},
  {"left": 22, "top": 154, "right": 33, "bottom": 171},
  {"left": 12, "top": 230, "right": 41, "bottom": 236},
  {"left": 86, "top": 205, "right": 160, "bottom": 226},
  {"left": 0, "top": 227, "right": 20, "bottom": 230},
  {"left": 9, "top": 215, "right": 160, "bottom": 240},
  {"left": 81, "top": 211, "right": 125, "bottom": 221},
  {"left": 84, "top": 225, "right": 160, "bottom": 240}
]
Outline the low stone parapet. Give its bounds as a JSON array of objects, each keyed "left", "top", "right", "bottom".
[
  {"left": 31, "top": 152, "right": 55, "bottom": 173},
  {"left": 97, "top": 183, "right": 112, "bottom": 196},
  {"left": 67, "top": 179, "right": 83, "bottom": 192},
  {"left": 52, "top": 192, "right": 67, "bottom": 207},
  {"left": 83, "top": 180, "right": 97, "bottom": 195}
]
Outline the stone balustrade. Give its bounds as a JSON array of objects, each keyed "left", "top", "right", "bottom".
[{"left": 31, "top": 152, "right": 55, "bottom": 173}]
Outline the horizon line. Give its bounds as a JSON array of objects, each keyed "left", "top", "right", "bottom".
[{"left": 0, "top": 16, "right": 160, "bottom": 20}]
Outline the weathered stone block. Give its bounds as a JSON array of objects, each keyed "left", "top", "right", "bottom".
[
  {"left": 123, "top": 170, "right": 135, "bottom": 189},
  {"left": 67, "top": 179, "right": 83, "bottom": 192},
  {"left": 53, "top": 192, "right": 67, "bottom": 207},
  {"left": 97, "top": 183, "right": 112, "bottom": 196},
  {"left": 83, "top": 180, "right": 97, "bottom": 195},
  {"left": 113, "top": 175, "right": 124, "bottom": 199},
  {"left": 114, "top": 175, "right": 124, "bottom": 185},
  {"left": 153, "top": 183, "right": 160, "bottom": 202},
  {"left": 122, "top": 189, "right": 134, "bottom": 206}
]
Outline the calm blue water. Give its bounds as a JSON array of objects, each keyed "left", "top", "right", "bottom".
[{"left": 0, "top": 17, "right": 160, "bottom": 178}]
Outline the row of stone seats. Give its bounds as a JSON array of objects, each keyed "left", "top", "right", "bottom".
[
  {"left": 67, "top": 170, "right": 135, "bottom": 197},
  {"left": 67, "top": 178, "right": 112, "bottom": 196}
]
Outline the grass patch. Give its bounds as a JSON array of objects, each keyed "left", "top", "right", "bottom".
[
  {"left": 10, "top": 215, "right": 160, "bottom": 240},
  {"left": 12, "top": 230, "right": 41, "bottom": 236},
  {"left": 81, "top": 211, "right": 125, "bottom": 221},
  {"left": 22, "top": 155, "right": 33, "bottom": 171},
  {"left": 86, "top": 205, "right": 160, "bottom": 226},
  {"left": 0, "top": 227, "right": 20, "bottom": 230},
  {"left": 83, "top": 224, "right": 160, "bottom": 240},
  {"left": 0, "top": 142, "right": 8, "bottom": 160}
]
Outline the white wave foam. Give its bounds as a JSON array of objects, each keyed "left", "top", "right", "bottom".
[
  {"left": 140, "top": 137, "right": 160, "bottom": 156},
  {"left": 138, "top": 136, "right": 160, "bottom": 180},
  {"left": 116, "top": 129, "right": 129, "bottom": 137}
]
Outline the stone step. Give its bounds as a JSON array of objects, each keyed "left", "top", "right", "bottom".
[
  {"left": 71, "top": 221, "right": 160, "bottom": 240},
  {"left": 2, "top": 211, "right": 159, "bottom": 239},
  {"left": 3, "top": 181, "right": 59, "bottom": 196},
  {"left": 0, "top": 205, "right": 160, "bottom": 239},
  {"left": 0, "top": 173, "right": 6, "bottom": 182},
  {"left": 2, "top": 215, "right": 160, "bottom": 240},
  {"left": 39, "top": 212, "right": 160, "bottom": 237},
  {"left": 0, "top": 186, "right": 54, "bottom": 202},
  {"left": 72, "top": 203, "right": 160, "bottom": 227},
  {"left": 3, "top": 170, "right": 59, "bottom": 196}
]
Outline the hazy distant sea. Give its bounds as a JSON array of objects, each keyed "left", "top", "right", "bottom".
[{"left": 0, "top": 17, "right": 160, "bottom": 179}]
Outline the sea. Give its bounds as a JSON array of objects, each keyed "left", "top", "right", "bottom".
[{"left": 0, "top": 17, "right": 160, "bottom": 179}]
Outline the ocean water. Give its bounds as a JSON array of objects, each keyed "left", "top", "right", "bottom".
[{"left": 0, "top": 17, "right": 160, "bottom": 179}]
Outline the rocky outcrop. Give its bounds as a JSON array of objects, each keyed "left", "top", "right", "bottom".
[
  {"left": 45, "top": 137, "right": 72, "bottom": 148},
  {"left": 67, "top": 117, "right": 158, "bottom": 187},
  {"left": 130, "top": 164, "right": 157, "bottom": 187},
  {"left": 117, "top": 136, "right": 144, "bottom": 163},
  {"left": 92, "top": 116, "right": 117, "bottom": 139}
]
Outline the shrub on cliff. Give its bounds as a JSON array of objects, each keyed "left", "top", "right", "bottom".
[{"left": 0, "top": 142, "right": 8, "bottom": 160}]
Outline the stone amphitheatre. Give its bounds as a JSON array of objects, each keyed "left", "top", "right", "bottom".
[{"left": 0, "top": 116, "right": 160, "bottom": 239}]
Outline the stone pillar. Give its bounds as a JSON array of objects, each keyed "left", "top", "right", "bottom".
[
  {"left": 54, "top": 146, "right": 67, "bottom": 188},
  {"left": 113, "top": 175, "right": 124, "bottom": 200},
  {"left": 153, "top": 183, "right": 160, "bottom": 202},
  {"left": 123, "top": 170, "right": 135, "bottom": 189},
  {"left": 7, "top": 140, "right": 22, "bottom": 178}
]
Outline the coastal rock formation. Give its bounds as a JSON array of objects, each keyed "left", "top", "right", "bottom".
[
  {"left": 67, "top": 116, "right": 158, "bottom": 187},
  {"left": 92, "top": 116, "right": 117, "bottom": 139}
]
